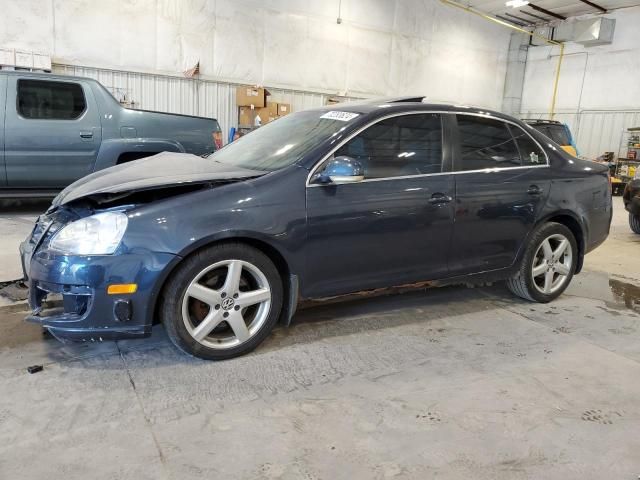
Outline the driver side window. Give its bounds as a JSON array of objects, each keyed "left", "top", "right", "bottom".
[{"left": 334, "top": 113, "right": 443, "bottom": 179}]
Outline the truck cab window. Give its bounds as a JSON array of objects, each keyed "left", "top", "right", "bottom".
[{"left": 17, "top": 79, "right": 86, "bottom": 120}]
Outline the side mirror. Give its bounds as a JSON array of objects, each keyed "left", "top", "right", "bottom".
[{"left": 314, "top": 156, "right": 364, "bottom": 184}]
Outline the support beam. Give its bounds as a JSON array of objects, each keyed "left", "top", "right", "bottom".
[
  {"left": 496, "top": 14, "right": 527, "bottom": 26},
  {"left": 577, "top": 0, "right": 607, "bottom": 13},
  {"left": 528, "top": 4, "right": 566, "bottom": 20},
  {"left": 503, "top": 12, "right": 534, "bottom": 25},
  {"left": 520, "top": 9, "right": 550, "bottom": 22}
]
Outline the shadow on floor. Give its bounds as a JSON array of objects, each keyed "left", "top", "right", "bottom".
[
  {"left": 3, "top": 283, "right": 514, "bottom": 370},
  {"left": 0, "top": 199, "right": 52, "bottom": 214},
  {"left": 8, "top": 272, "right": 640, "bottom": 370}
]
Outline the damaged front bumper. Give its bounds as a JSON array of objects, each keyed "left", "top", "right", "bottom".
[
  {"left": 21, "top": 222, "right": 177, "bottom": 342},
  {"left": 25, "top": 277, "right": 151, "bottom": 342}
]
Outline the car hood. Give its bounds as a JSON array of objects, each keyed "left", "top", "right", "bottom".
[{"left": 53, "top": 152, "right": 267, "bottom": 206}]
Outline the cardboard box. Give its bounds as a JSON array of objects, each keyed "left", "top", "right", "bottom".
[
  {"left": 277, "top": 103, "right": 291, "bottom": 116},
  {"left": 266, "top": 101, "right": 279, "bottom": 117},
  {"left": 256, "top": 107, "right": 277, "bottom": 125},
  {"left": 239, "top": 106, "right": 256, "bottom": 127},
  {"left": 236, "top": 85, "right": 269, "bottom": 108}
]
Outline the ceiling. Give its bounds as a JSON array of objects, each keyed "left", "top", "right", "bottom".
[{"left": 469, "top": 0, "right": 639, "bottom": 25}]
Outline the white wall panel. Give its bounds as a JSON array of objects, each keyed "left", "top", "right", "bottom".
[
  {"left": 2, "top": 0, "right": 511, "bottom": 110},
  {"left": 213, "top": 0, "right": 265, "bottom": 82},
  {"left": 347, "top": 26, "right": 393, "bottom": 96},
  {"left": 0, "top": 0, "right": 52, "bottom": 53}
]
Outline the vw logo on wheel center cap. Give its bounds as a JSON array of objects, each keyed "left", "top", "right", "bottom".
[{"left": 221, "top": 297, "right": 235, "bottom": 311}]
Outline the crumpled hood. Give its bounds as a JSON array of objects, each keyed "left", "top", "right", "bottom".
[{"left": 53, "top": 151, "right": 266, "bottom": 206}]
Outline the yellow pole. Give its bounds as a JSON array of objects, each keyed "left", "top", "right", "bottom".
[
  {"left": 439, "top": 0, "right": 564, "bottom": 119},
  {"left": 549, "top": 42, "right": 564, "bottom": 119}
]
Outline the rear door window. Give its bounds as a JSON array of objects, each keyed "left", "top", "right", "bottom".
[
  {"left": 455, "top": 115, "right": 521, "bottom": 171},
  {"left": 17, "top": 79, "right": 86, "bottom": 120},
  {"left": 334, "top": 113, "right": 443, "bottom": 179}
]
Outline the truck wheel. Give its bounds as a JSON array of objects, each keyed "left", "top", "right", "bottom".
[
  {"left": 506, "top": 222, "right": 577, "bottom": 303},
  {"left": 629, "top": 213, "right": 640, "bottom": 234},
  {"left": 160, "top": 243, "right": 283, "bottom": 360}
]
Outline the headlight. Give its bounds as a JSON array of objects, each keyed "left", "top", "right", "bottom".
[{"left": 50, "top": 212, "right": 128, "bottom": 255}]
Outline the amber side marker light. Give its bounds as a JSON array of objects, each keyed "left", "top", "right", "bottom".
[{"left": 107, "top": 284, "right": 138, "bottom": 295}]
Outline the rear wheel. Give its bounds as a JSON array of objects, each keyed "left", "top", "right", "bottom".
[
  {"left": 506, "top": 222, "right": 577, "bottom": 303},
  {"left": 160, "top": 243, "right": 283, "bottom": 360},
  {"left": 629, "top": 213, "right": 640, "bottom": 234}
]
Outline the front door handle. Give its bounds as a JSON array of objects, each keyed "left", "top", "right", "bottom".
[
  {"left": 80, "top": 131, "right": 94, "bottom": 139},
  {"left": 428, "top": 193, "right": 453, "bottom": 205},
  {"left": 527, "top": 185, "right": 542, "bottom": 196}
]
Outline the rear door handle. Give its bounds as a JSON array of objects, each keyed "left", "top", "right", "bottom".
[
  {"left": 80, "top": 131, "right": 94, "bottom": 139},
  {"left": 527, "top": 185, "right": 542, "bottom": 195},
  {"left": 428, "top": 193, "right": 453, "bottom": 205}
]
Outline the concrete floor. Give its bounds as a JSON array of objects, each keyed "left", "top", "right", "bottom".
[
  {"left": 0, "top": 199, "right": 44, "bottom": 283},
  {"left": 1, "top": 198, "right": 640, "bottom": 479}
]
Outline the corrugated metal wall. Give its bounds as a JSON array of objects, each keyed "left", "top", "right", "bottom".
[
  {"left": 520, "top": 110, "right": 640, "bottom": 159},
  {"left": 53, "top": 64, "right": 359, "bottom": 138}
]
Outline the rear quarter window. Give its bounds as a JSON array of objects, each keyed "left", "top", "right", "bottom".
[{"left": 510, "top": 125, "right": 546, "bottom": 166}]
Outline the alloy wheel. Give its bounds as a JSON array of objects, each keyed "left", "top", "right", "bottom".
[
  {"left": 181, "top": 259, "right": 272, "bottom": 349},
  {"left": 530, "top": 233, "right": 573, "bottom": 295}
]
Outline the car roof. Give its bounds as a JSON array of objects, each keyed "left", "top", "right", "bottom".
[{"left": 316, "top": 97, "right": 521, "bottom": 124}]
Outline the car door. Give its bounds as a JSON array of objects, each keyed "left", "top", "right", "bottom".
[
  {"left": 449, "top": 114, "right": 551, "bottom": 275},
  {"left": 0, "top": 74, "right": 6, "bottom": 187},
  {"left": 305, "top": 112, "right": 455, "bottom": 298},
  {"left": 4, "top": 76, "right": 102, "bottom": 188}
]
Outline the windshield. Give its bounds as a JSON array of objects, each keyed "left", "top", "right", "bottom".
[{"left": 210, "top": 110, "right": 360, "bottom": 171}]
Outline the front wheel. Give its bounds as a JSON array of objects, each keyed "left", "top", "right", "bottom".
[
  {"left": 629, "top": 213, "right": 640, "bottom": 234},
  {"left": 506, "top": 222, "right": 577, "bottom": 303},
  {"left": 160, "top": 243, "right": 283, "bottom": 360}
]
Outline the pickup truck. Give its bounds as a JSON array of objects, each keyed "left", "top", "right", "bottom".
[{"left": 0, "top": 71, "right": 221, "bottom": 197}]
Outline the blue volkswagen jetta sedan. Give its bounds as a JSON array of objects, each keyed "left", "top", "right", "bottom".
[{"left": 20, "top": 97, "right": 612, "bottom": 360}]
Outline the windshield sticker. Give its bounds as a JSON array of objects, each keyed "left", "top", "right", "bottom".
[{"left": 320, "top": 111, "right": 360, "bottom": 122}]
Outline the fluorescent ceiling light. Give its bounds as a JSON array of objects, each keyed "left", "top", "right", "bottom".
[{"left": 505, "top": 0, "right": 529, "bottom": 7}]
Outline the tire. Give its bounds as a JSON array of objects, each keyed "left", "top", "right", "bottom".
[
  {"left": 160, "top": 243, "right": 283, "bottom": 360},
  {"left": 629, "top": 213, "right": 640, "bottom": 234},
  {"left": 506, "top": 222, "right": 578, "bottom": 303}
]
